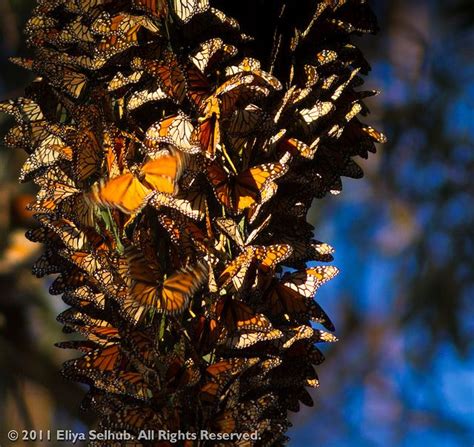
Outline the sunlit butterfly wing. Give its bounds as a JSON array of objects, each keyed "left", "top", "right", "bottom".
[
  {"left": 144, "top": 113, "right": 201, "bottom": 154},
  {"left": 172, "top": 0, "right": 209, "bottom": 23},
  {"left": 190, "top": 38, "right": 237, "bottom": 75}
]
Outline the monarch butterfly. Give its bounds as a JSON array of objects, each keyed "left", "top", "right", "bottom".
[
  {"left": 144, "top": 113, "right": 201, "bottom": 154},
  {"left": 316, "top": 49, "right": 338, "bottom": 66},
  {"left": 67, "top": 114, "right": 103, "bottom": 182},
  {"left": 338, "top": 119, "right": 377, "bottom": 159},
  {"left": 74, "top": 0, "right": 113, "bottom": 13},
  {"left": 207, "top": 162, "right": 287, "bottom": 213},
  {"left": 215, "top": 296, "right": 272, "bottom": 333},
  {"left": 329, "top": 8, "right": 378, "bottom": 34},
  {"left": 214, "top": 217, "right": 246, "bottom": 247},
  {"left": 218, "top": 77, "right": 268, "bottom": 117},
  {"left": 33, "top": 164, "right": 73, "bottom": 188},
  {"left": 25, "top": 15, "right": 57, "bottom": 31},
  {"left": 56, "top": 312, "right": 114, "bottom": 340},
  {"left": 227, "top": 104, "right": 267, "bottom": 136},
  {"left": 280, "top": 325, "right": 317, "bottom": 349},
  {"left": 102, "top": 371, "right": 153, "bottom": 400},
  {"left": 67, "top": 324, "right": 121, "bottom": 345},
  {"left": 102, "top": 125, "right": 135, "bottom": 179},
  {"left": 215, "top": 214, "right": 271, "bottom": 248},
  {"left": 62, "top": 344, "right": 122, "bottom": 381},
  {"left": 264, "top": 267, "right": 338, "bottom": 328},
  {"left": 93, "top": 13, "right": 143, "bottom": 57},
  {"left": 121, "top": 247, "right": 207, "bottom": 321},
  {"left": 224, "top": 328, "right": 283, "bottom": 350},
  {"left": 19, "top": 136, "right": 72, "bottom": 181},
  {"left": 49, "top": 268, "right": 89, "bottom": 295},
  {"left": 281, "top": 387, "right": 314, "bottom": 411},
  {"left": 92, "top": 153, "right": 183, "bottom": 214},
  {"left": 181, "top": 7, "right": 239, "bottom": 38},
  {"left": 0, "top": 97, "right": 44, "bottom": 123},
  {"left": 226, "top": 57, "right": 282, "bottom": 91},
  {"left": 71, "top": 54, "right": 109, "bottom": 71},
  {"left": 32, "top": 248, "right": 65, "bottom": 277},
  {"left": 278, "top": 235, "right": 335, "bottom": 265},
  {"left": 271, "top": 85, "right": 300, "bottom": 125},
  {"left": 30, "top": 174, "right": 79, "bottom": 214},
  {"left": 126, "top": 82, "right": 170, "bottom": 110},
  {"left": 267, "top": 356, "right": 319, "bottom": 388},
  {"left": 312, "top": 328, "right": 338, "bottom": 343},
  {"left": 362, "top": 125, "right": 387, "bottom": 143},
  {"left": 201, "top": 357, "right": 259, "bottom": 401},
  {"left": 340, "top": 158, "right": 363, "bottom": 179},
  {"left": 247, "top": 357, "right": 282, "bottom": 384},
  {"left": 132, "top": 0, "right": 169, "bottom": 18},
  {"left": 254, "top": 244, "right": 293, "bottom": 273},
  {"left": 224, "top": 393, "right": 276, "bottom": 426},
  {"left": 219, "top": 244, "right": 292, "bottom": 290},
  {"left": 185, "top": 63, "right": 211, "bottom": 109},
  {"left": 55, "top": 339, "right": 102, "bottom": 353},
  {"left": 60, "top": 193, "right": 97, "bottom": 228},
  {"left": 92, "top": 13, "right": 159, "bottom": 58},
  {"left": 205, "top": 358, "right": 259, "bottom": 383},
  {"left": 4, "top": 124, "right": 29, "bottom": 149},
  {"left": 154, "top": 212, "right": 209, "bottom": 257},
  {"left": 151, "top": 188, "right": 207, "bottom": 221},
  {"left": 25, "top": 225, "right": 59, "bottom": 244},
  {"left": 206, "top": 401, "right": 238, "bottom": 427},
  {"left": 218, "top": 247, "right": 254, "bottom": 290},
  {"left": 171, "top": 0, "right": 209, "bottom": 23},
  {"left": 59, "top": 249, "right": 104, "bottom": 275},
  {"left": 97, "top": 35, "right": 136, "bottom": 59},
  {"left": 299, "top": 101, "right": 334, "bottom": 125},
  {"left": 35, "top": 214, "right": 102, "bottom": 251},
  {"left": 104, "top": 406, "right": 165, "bottom": 431},
  {"left": 285, "top": 342, "right": 325, "bottom": 365},
  {"left": 62, "top": 285, "right": 106, "bottom": 310},
  {"left": 277, "top": 136, "right": 318, "bottom": 160},
  {"left": 58, "top": 17, "right": 95, "bottom": 44},
  {"left": 331, "top": 67, "right": 361, "bottom": 102},
  {"left": 107, "top": 70, "right": 143, "bottom": 92},
  {"left": 190, "top": 38, "right": 237, "bottom": 75},
  {"left": 122, "top": 329, "right": 158, "bottom": 367},
  {"left": 164, "top": 352, "right": 201, "bottom": 389},
  {"left": 16, "top": 121, "right": 61, "bottom": 156},
  {"left": 134, "top": 52, "right": 187, "bottom": 103},
  {"left": 282, "top": 266, "right": 339, "bottom": 297},
  {"left": 32, "top": 56, "right": 88, "bottom": 98},
  {"left": 193, "top": 110, "right": 220, "bottom": 159}
]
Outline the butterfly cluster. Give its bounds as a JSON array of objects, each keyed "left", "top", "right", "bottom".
[{"left": 0, "top": 0, "right": 384, "bottom": 445}]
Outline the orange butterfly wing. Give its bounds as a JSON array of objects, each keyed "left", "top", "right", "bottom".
[
  {"left": 96, "top": 173, "right": 151, "bottom": 213},
  {"left": 235, "top": 163, "right": 287, "bottom": 211},
  {"left": 141, "top": 156, "right": 180, "bottom": 194},
  {"left": 209, "top": 163, "right": 287, "bottom": 213},
  {"left": 161, "top": 263, "right": 208, "bottom": 312},
  {"left": 195, "top": 115, "right": 220, "bottom": 159},
  {"left": 94, "top": 155, "right": 180, "bottom": 213},
  {"left": 216, "top": 297, "right": 271, "bottom": 332},
  {"left": 126, "top": 247, "right": 206, "bottom": 316}
]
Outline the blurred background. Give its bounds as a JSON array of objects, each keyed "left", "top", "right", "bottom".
[{"left": 0, "top": 0, "right": 473, "bottom": 446}]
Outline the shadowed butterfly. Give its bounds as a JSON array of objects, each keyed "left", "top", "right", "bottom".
[
  {"left": 207, "top": 162, "right": 288, "bottom": 214},
  {"left": 190, "top": 38, "right": 237, "bottom": 75},
  {"left": 121, "top": 246, "right": 207, "bottom": 321}
]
